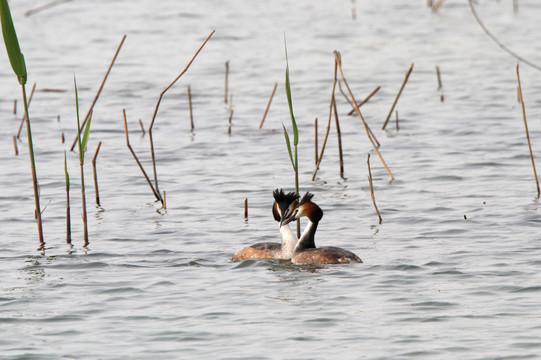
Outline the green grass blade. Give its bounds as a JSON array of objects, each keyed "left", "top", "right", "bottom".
[
  {"left": 64, "top": 151, "right": 70, "bottom": 191},
  {"left": 282, "top": 122, "right": 296, "bottom": 171},
  {"left": 73, "top": 74, "right": 84, "bottom": 162},
  {"left": 81, "top": 109, "right": 93, "bottom": 154},
  {"left": 0, "top": 0, "right": 27, "bottom": 84}
]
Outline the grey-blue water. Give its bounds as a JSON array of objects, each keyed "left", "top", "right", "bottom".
[{"left": 2, "top": 0, "right": 541, "bottom": 358}]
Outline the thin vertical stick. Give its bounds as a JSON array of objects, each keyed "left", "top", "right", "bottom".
[
  {"left": 395, "top": 110, "right": 399, "bottom": 131},
  {"left": 147, "top": 30, "right": 215, "bottom": 206},
  {"left": 382, "top": 63, "right": 414, "bottom": 130},
  {"left": 61, "top": 131, "right": 65, "bottom": 143},
  {"left": 436, "top": 65, "right": 442, "bottom": 90},
  {"left": 70, "top": 34, "right": 127, "bottom": 151},
  {"left": 228, "top": 109, "right": 234, "bottom": 134},
  {"left": 517, "top": 64, "right": 540, "bottom": 197},
  {"left": 123, "top": 109, "right": 162, "bottom": 201},
  {"left": 335, "top": 51, "right": 394, "bottom": 180},
  {"left": 80, "top": 157, "right": 88, "bottom": 247},
  {"left": 16, "top": 82, "right": 36, "bottom": 138},
  {"left": 347, "top": 85, "right": 381, "bottom": 116},
  {"left": 313, "top": 56, "right": 339, "bottom": 180},
  {"left": 138, "top": 119, "right": 146, "bottom": 135},
  {"left": 367, "top": 154, "right": 382, "bottom": 224},
  {"left": 64, "top": 151, "right": 71, "bottom": 245},
  {"left": 188, "top": 85, "right": 194, "bottom": 132},
  {"left": 13, "top": 99, "right": 16, "bottom": 114},
  {"left": 163, "top": 191, "right": 167, "bottom": 210},
  {"left": 12, "top": 136, "right": 18, "bottom": 155},
  {"left": 259, "top": 82, "right": 277, "bottom": 129},
  {"left": 244, "top": 198, "right": 248, "bottom": 219},
  {"left": 314, "top": 118, "right": 318, "bottom": 165},
  {"left": 333, "top": 96, "right": 345, "bottom": 178},
  {"left": 224, "top": 61, "right": 229, "bottom": 104},
  {"left": 92, "top": 141, "right": 102, "bottom": 206}
]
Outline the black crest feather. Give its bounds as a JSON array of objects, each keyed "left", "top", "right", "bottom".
[
  {"left": 299, "top": 192, "right": 314, "bottom": 205},
  {"left": 273, "top": 188, "right": 299, "bottom": 204}
]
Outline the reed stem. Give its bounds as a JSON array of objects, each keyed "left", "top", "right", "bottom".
[
  {"left": 367, "top": 154, "right": 382, "bottom": 224},
  {"left": 516, "top": 64, "right": 540, "bottom": 197},
  {"left": 25, "top": 0, "right": 69, "bottom": 17},
  {"left": 138, "top": 119, "right": 146, "bottom": 135},
  {"left": 16, "top": 82, "right": 36, "bottom": 138},
  {"left": 188, "top": 85, "right": 194, "bottom": 132},
  {"left": 13, "top": 99, "right": 16, "bottom": 114},
  {"left": 69, "top": 34, "right": 126, "bottom": 151},
  {"left": 224, "top": 61, "right": 229, "bottom": 104},
  {"left": 92, "top": 141, "right": 102, "bottom": 206},
  {"left": 64, "top": 151, "right": 71, "bottom": 245},
  {"left": 12, "top": 135, "right": 18, "bottom": 155},
  {"left": 259, "top": 82, "right": 277, "bottom": 129},
  {"left": 335, "top": 51, "right": 394, "bottom": 180},
  {"left": 244, "top": 198, "right": 248, "bottom": 220},
  {"left": 228, "top": 109, "right": 234, "bottom": 134},
  {"left": 333, "top": 96, "right": 345, "bottom": 178},
  {"left": 347, "top": 85, "right": 380, "bottom": 116},
  {"left": 382, "top": 63, "right": 414, "bottom": 130},
  {"left": 314, "top": 118, "right": 318, "bottom": 165},
  {"left": 395, "top": 110, "right": 399, "bottom": 131}
]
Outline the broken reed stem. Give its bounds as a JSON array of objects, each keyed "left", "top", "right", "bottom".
[
  {"left": 13, "top": 99, "right": 16, "bottom": 114},
  {"left": 70, "top": 34, "right": 126, "bottom": 151},
  {"left": 335, "top": 50, "right": 394, "bottom": 180},
  {"left": 25, "top": 0, "right": 69, "bottom": 17},
  {"left": 436, "top": 65, "right": 442, "bottom": 89},
  {"left": 314, "top": 118, "right": 318, "bottom": 165},
  {"left": 312, "top": 56, "right": 339, "bottom": 181},
  {"left": 123, "top": 109, "right": 162, "bottom": 202},
  {"left": 338, "top": 80, "right": 355, "bottom": 109},
  {"left": 16, "top": 82, "right": 36, "bottom": 139},
  {"left": 516, "top": 64, "right": 540, "bottom": 197},
  {"left": 382, "top": 63, "right": 414, "bottom": 130},
  {"left": 12, "top": 135, "right": 18, "bottom": 155},
  {"left": 163, "top": 191, "right": 167, "bottom": 210},
  {"left": 138, "top": 119, "right": 146, "bottom": 135},
  {"left": 259, "top": 82, "right": 277, "bottom": 129},
  {"left": 92, "top": 141, "right": 102, "bottom": 206},
  {"left": 188, "top": 85, "right": 194, "bottom": 132},
  {"left": 347, "top": 85, "right": 381, "bottom": 116},
  {"left": 244, "top": 198, "right": 248, "bottom": 219},
  {"left": 61, "top": 131, "right": 65, "bottom": 143},
  {"left": 333, "top": 96, "right": 345, "bottom": 178},
  {"left": 225, "top": 60, "right": 229, "bottom": 104},
  {"left": 367, "top": 153, "right": 382, "bottom": 224},
  {"left": 395, "top": 110, "right": 399, "bottom": 131},
  {"left": 148, "top": 30, "right": 215, "bottom": 205}
]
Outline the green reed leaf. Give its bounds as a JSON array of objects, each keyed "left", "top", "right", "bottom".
[
  {"left": 284, "top": 40, "right": 298, "bottom": 147},
  {"left": 0, "top": 0, "right": 27, "bottom": 84},
  {"left": 282, "top": 122, "right": 296, "bottom": 171},
  {"left": 81, "top": 110, "right": 93, "bottom": 155}
]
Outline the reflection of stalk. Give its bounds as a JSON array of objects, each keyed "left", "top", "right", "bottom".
[
  {"left": 92, "top": 141, "right": 102, "bottom": 206},
  {"left": 1, "top": 0, "right": 44, "bottom": 249}
]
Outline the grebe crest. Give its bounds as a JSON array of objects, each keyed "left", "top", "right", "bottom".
[{"left": 231, "top": 189, "right": 299, "bottom": 261}]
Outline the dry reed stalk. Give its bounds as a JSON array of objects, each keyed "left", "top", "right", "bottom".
[
  {"left": 13, "top": 99, "right": 16, "bottom": 114},
  {"left": 224, "top": 61, "right": 229, "bottom": 104},
  {"left": 333, "top": 96, "right": 345, "bottom": 178},
  {"left": 314, "top": 118, "right": 318, "bottom": 165},
  {"left": 163, "top": 191, "right": 167, "bottom": 210},
  {"left": 258, "top": 82, "right": 277, "bottom": 129},
  {"left": 228, "top": 109, "right": 234, "bottom": 134},
  {"left": 516, "top": 64, "right": 540, "bottom": 197},
  {"left": 244, "top": 198, "right": 248, "bottom": 219},
  {"left": 395, "top": 110, "right": 399, "bottom": 131},
  {"left": 367, "top": 154, "right": 382, "bottom": 224},
  {"left": 432, "top": 0, "right": 445, "bottom": 11},
  {"left": 347, "top": 85, "right": 381, "bottom": 116},
  {"left": 16, "top": 82, "right": 36, "bottom": 138},
  {"left": 436, "top": 65, "right": 444, "bottom": 102},
  {"left": 382, "top": 63, "right": 414, "bottom": 130},
  {"left": 147, "top": 30, "right": 215, "bottom": 205},
  {"left": 338, "top": 80, "right": 355, "bottom": 109},
  {"left": 25, "top": 0, "right": 69, "bottom": 16},
  {"left": 188, "top": 85, "right": 194, "bottom": 132},
  {"left": 335, "top": 51, "right": 394, "bottom": 180},
  {"left": 64, "top": 151, "right": 71, "bottom": 245},
  {"left": 138, "top": 119, "right": 146, "bottom": 135},
  {"left": 122, "top": 109, "right": 162, "bottom": 201},
  {"left": 92, "top": 141, "right": 102, "bottom": 206},
  {"left": 61, "top": 131, "right": 65, "bottom": 143},
  {"left": 312, "top": 55, "right": 339, "bottom": 181},
  {"left": 12, "top": 135, "right": 18, "bottom": 155},
  {"left": 69, "top": 34, "right": 126, "bottom": 151}
]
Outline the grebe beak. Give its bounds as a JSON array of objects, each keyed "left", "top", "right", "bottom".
[{"left": 280, "top": 209, "right": 297, "bottom": 227}]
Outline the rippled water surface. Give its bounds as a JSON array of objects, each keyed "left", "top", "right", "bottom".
[{"left": 2, "top": 0, "right": 541, "bottom": 359}]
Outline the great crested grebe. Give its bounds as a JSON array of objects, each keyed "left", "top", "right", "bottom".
[
  {"left": 282, "top": 192, "right": 362, "bottom": 265},
  {"left": 231, "top": 189, "right": 299, "bottom": 261}
]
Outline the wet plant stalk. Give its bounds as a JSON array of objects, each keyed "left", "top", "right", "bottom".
[
  {"left": 367, "top": 154, "right": 382, "bottom": 224},
  {"left": 259, "top": 82, "right": 277, "bottom": 129},
  {"left": 244, "top": 198, "right": 248, "bottom": 219},
  {"left": 92, "top": 141, "right": 102, "bottom": 206},
  {"left": 12, "top": 135, "right": 18, "bottom": 155},
  {"left": 516, "top": 64, "right": 540, "bottom": 197},
  {"left": 64, "top": 151, "right": 71, "bottom": 245},
  {"left": 16, "top": 82, "right": 35, "bottom": 138},
  {"left": 314, "top": 118, "right": 318, "bottom": 165},
  {"left": 188, "top": 85, "right": 194, "bottom": 132},
  {"left": 333, "top": 96, "right": 345, "bottom": 178},
  {"left": 224, "top": 61, "right": 229, "bottom": 104},
  {"left": 382, "top": 63, "right": 414, "bottom": 130},
  {"left": 347, "top": 85, "right": 380, "bottom": 116},
  {"left": 335, "top": 51, "right": 394, "bottom": 180}
]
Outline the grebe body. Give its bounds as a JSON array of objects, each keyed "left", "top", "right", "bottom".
[
  {"left": 231, "top": 189, "right": 298, "bottom": 261},
  {"left": 284, "top": 192, "right": 362, "bottom": 265}
]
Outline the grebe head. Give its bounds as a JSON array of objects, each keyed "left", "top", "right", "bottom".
[
  {"left": 282, "top": 192, "right": 323, "bottom": 225},
  {"left": 272, "top": 188, "right": 299, "bottom": 225}
]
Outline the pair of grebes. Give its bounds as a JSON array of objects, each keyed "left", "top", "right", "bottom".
[{"left": 232, "top": 189, "right": 362, "bottom": 265}]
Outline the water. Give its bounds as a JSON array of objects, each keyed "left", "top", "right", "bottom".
[{"left": 1, "top": 0, "right": 541, "bottom": 358}]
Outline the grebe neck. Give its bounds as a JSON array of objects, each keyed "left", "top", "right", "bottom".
[
  {"left": 280, "top": 224, "right": 297, "bottom": 258},
  {"left": 294, "top": 218, "right": 318, "bottom": 251}
]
